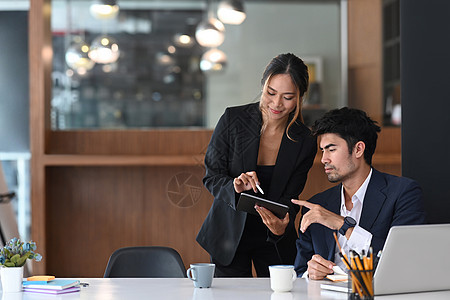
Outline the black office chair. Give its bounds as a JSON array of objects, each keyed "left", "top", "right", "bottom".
[{"left": 103, "top": 246, "right": 187, "bottom": 278}]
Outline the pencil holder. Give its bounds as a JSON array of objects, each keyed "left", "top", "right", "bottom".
[{"left": 347, "top": 269, "right": 374, "bottom": 300}]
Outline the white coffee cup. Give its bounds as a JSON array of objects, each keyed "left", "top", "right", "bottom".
[
  {"left": 187, "top": 263, "right": 215, "bottom": 288},
  {"left": 269, "top": 265, "right": 297, "bottom": 292}
]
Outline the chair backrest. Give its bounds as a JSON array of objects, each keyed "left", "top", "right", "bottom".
[{"left": 103, "top": 246, "right": 187, "bottom": 278}]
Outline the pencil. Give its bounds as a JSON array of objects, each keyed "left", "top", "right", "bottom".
[
  {"left": 333, "top": 231, "right": 342, "bottom": 253},
  {"left": 363, "top": 248, "right": 373, "bottom": 293},
  {"left": 339, "top": 252, "right": 360, "bottom": 295},
  {"left": 338, "top": 252, "right": 351, "bottom": 270},
  {"left": 357, "top": 251, "right": 374, "bottom": 297},
  {"left": 350, "top": 252, "right": 365, "bottom": 296},
  {"left": 334, "top": 232, "right": 350, "bottom": 270},
  {"left": 351, "top": 252, "right": 371, "bottom": 297},
  {"left": 368, "top": 247, "right": 374, "bottom": 285}
]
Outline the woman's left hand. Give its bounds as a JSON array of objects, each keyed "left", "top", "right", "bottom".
[{"left": 255, "top": 205, "right": 289, "bottom": 236}]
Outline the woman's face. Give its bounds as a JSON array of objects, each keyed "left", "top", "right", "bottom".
[{"left": 261, "top": 73, "right": 298, "bottom": 121}]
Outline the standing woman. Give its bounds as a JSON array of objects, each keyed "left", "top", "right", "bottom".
[{"left": 196, "top": 53, "right": 317, "bottom": 277}]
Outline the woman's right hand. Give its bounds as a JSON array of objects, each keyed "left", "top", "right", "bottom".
[{"left": 233, "top": 171, "right": 260, "bottom": 194}]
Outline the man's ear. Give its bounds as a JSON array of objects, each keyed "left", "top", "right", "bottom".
[{"left": 354, "top": 141, "right": 365, "bottom": 159}]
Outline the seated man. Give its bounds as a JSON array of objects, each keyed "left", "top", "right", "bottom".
[{"left": 292, "top": 107, "right": 426, "bottom": 279}]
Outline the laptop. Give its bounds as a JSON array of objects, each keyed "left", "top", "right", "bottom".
[{"left": 321, "top": 224, "right": 450, "bottom": 295}]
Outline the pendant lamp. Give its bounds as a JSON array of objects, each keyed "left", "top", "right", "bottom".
[
  {"left": 65, "top": 39, "right": 95, "bottom": 72},
  {"left": 88, "top": 35, "right": 120, "bottom": 64},
  {"left": 217, "top": 0, "right": 246, "bottom": 25},
  {"left": 90, "top": 0, "right": 119, "bottom": 20},
  {"left": 195, "top": 17, "right": 225, "bottom": 48},
  {"left": 173, "top": 33, "right": 195, "bottom": 48},
  {"left": 200, "top": 48, "right": 227, "bottom": 72},
  {"left": 196, "top": 0, "right": 225, "bottom": 48}
]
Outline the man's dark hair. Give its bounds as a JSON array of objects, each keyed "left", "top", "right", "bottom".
[{"left": 311, "top": 107, "right": 381, "bottom": 165}]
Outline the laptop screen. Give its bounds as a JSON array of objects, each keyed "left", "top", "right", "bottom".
[{"left": 373, "top": 224, "right": 450, "bottom": 295}]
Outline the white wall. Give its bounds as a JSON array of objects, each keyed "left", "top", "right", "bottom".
[{"left": 206, "top": 2, "right": 341, "bottom": 128}]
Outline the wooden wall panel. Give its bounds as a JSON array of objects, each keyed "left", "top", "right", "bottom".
[
  {"left": 29, "top": 0, "right": 52, "bottom": 275},
  {"left": 348, "top": 66, "right": 383, "bottom": 122},
  {"left": 48, "top": 130, "right": 212, "bottom": 155},
  {"left": 142, "top": 166, "right": 211, "bottom": 271},
  {"left": 46, "top": 166, "right": 211, "bottom": 277},
  {"left": 348, "top": 0, "right": 383, "bottom": 123}
]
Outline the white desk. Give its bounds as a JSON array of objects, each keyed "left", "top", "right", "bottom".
[{"left": 1, "top": 278, "right": 450, "bottom": 300}]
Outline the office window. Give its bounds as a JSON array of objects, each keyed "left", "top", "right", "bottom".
[
  {"left": 51, "top": 1, "right": 205, "bottom": 129},
  {"left": 51, "top": 0, "right": 344, "bottom": 130}
]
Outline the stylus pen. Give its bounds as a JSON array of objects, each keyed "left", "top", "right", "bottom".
[{"left": 256, "top": 184, "right": 264, "bottom": 194}]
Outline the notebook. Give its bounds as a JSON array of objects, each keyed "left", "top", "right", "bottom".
[
  {"left": 321, "top": 224, "right": 450, "bottom": 295},
  {"left": 23, "top": 286, "right": 81, "bottom": 295},
  {"left": 22, "top": 279, "right": 80, "bottom": 290}
]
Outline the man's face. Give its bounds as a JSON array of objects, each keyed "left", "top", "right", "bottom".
[{"left": 318, "top": 133, "right": 357, "bottom": 183}]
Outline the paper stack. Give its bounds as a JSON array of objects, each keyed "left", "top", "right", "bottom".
[
  {"left": 23, "top": 279, "right": 81, "bottom": 295},
  {"left": 326, "top": 265, "right": 348, "bottom": 282}
]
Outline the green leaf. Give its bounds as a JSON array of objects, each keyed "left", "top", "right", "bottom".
[
  {"left": 16, "top": 252, "right": 31, "bottom": 267},
  {"left": 10, "top": 254, "right": 20, "bottom": 265},
  {"left": 4, "top": 261, "right": 15, "bottom": 267}
]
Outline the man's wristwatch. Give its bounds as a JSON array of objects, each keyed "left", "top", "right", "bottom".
[{"left": 339, "top": 216, "right": 357, "bottom": 236}]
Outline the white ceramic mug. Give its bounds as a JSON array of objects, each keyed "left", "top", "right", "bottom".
[
  {"left": 186, "top": 263, "right": 215, "bottom": 288},
  {"left": 269, "top": 265, "right": 297, "bottom": 292}
]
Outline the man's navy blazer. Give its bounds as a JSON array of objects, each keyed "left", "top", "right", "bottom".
[
  {"left": 196, "top": 103, "right": 317, "bottom": 266},
  {"left": 294, "top": 168, "right": 426, "bottom": 276}
]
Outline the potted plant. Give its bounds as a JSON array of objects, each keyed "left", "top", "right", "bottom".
[{"left": 0, "top": 238, "right": 42, "bottom": 293}]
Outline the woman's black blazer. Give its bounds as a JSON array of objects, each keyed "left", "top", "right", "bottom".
[{"left": 196, "top": 103, "right": 317, "bottom": 265}]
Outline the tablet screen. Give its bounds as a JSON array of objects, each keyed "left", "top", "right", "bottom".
[{"left": 237, "top": 193, "right": 289, "bottom": 219}]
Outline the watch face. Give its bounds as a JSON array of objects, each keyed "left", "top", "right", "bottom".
[{"left": 346, "top": 217, "right": 357, "bottom": 226}]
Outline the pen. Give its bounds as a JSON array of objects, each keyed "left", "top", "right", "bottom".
[{"left": 256, "top": 184, "right": 264, "bottom": 194}]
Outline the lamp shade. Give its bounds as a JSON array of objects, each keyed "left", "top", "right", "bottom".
[
  {"left": 173, "top": 33, "right": 194, "bottom": 48},
  {"left": 195, "top": 17, "right": 225, "bottom": 48},
  {"left": 90, "top": 0, "right": 119, "bottom": 19},
  {"left": 200, "top": 48, "right": 227, "bottom": 72},
  {"left": 65, "top": 40, "right": 95, "bottom": 72},
  {"left": 217, "top": 0, "right": 246, "bottom": 25},
  {"left": 88, "top": 35, "right": 120, "bottom": 64}
]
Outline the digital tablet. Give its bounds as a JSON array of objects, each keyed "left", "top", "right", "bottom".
[{"left": 237, "top": 193, "right": 289, "bottom": 219}]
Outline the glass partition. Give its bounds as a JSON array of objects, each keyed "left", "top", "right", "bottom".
[{"left": 51, "top": 0, "right": 344, "bottom": 130}]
